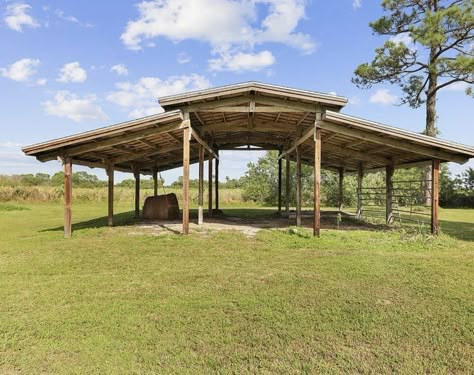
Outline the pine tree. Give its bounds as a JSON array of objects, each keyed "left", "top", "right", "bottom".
[{"left": 353, "top": 0, "right": 474, "bottom": 203}]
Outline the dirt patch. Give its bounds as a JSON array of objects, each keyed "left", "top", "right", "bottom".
[{"left": 126, "top": 211, "right": 386, "bottom": 237}]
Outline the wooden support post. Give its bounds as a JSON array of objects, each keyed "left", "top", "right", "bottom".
[
  {"left": 356, "top": 163, "right": 364, "bottom": 219},
  {"left": 431, "top": 159, "right": 440, "bottom": 235},
  {"left": 386, "top": 165, "right": 394, "bottom": 225},
  {"left": 208, "top": 152, "right": 213, "bottom": 217},
  {"left": 215, "top": 150, "right": 219, "bottom": 211},
  {"left": 107, "top": 163, "right": 114, "bottom": 227},
  {"left": 63, "top": 157, "right": 72, "bottom": 238},
  {"left": 134, "top": 169, "right": 140, "bottom": 218},
  {"left": 183, "top": 124, "right": 190, "bottom": 235},
  {"left": 198, "top": 144, "right": 204, "bottom": 225},
  {"left": 296, "top": 145, "right": 302, "bottom": 226},
  {"left": 314, "top": 128, "right": 321, "bottom": 237},
  {"left": 285, "top": 155, "right": 290, "bottom": 217},
  {"left": 338, "top": 167, "right": 344, "bottom": 213},
  {"left": 278, "top": 151, "right": 282, "bottom": 214},
  {"left": 152, "top": 166, "right": 158, "bottom": 196}
]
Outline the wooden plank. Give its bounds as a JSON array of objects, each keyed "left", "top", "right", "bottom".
[
  {"left": 208, "top": 152, "right": 213, "bottom": 216},
  {"left": 278, "top": 151, "right": 282, "bottom": 213},
  {"left": 356, "top": 163, "right": 364, "bottom": 218},
  {"left": 63, "top": 157, "right": 72, "bottom": 238},
  {"left": 386, "top": 165, "right": 394, "bottom": 225},
  {"left": 182, "top": 96, "right": 250, "bottom": 112},
  {"left": 191, "top": 127, "right": 219, "bottom": 160},
  {"left": 183, "top": 125, "right": 190, "bottom": 235},
  {"left": 111, "top": 143, "right": 185, "bottom": 164},
  {"left": 286, "top": 155, "right": 290, "bottom": 217},
  {"left": 321, "top": 121, "right": 467, "bottom": 164},
  {"left": 152, "top": 166, "right": 158, "bottom": 196},
  {"left": 338, "top": 167, "right": 344, "bottom": 213},
  {"left": 38, "top": 120, "right": 188, "bottom": 162},
  {"left": 215, "top": 151, "right": 219, "bottom": 211},
  {"left": 431, "top": 159, "right": 440, "bottom": 235},
  {"left": 107, "top": 163, "right": 114, "bottom": 226},
  {"left": 279, "top": 126, "right": 315, "bottom": 160},
  {"left": 134, "top": 168, "right": 140, "bottom": 218},
  {"left": 314, "top": 128, "right": 321, "bottom": 237},
  {"left": 296, "top": 145, "right": 302, "bottom": 227},
  {"left": 198, "top": 145, "right": 204, "bottom": 225},
  {"left": 199, "top": 106, "right": 303, "bottom": 113}
]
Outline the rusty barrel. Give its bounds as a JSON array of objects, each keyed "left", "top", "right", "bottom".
[{"left": 143, "top": 193, "right": 180, "bottom": 220}]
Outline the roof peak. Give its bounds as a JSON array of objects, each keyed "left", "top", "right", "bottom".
[{"left": 159, "top": 81, "right": 348, "bottom": 109}]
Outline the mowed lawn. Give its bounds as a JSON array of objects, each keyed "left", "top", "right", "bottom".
[{"left": 0, "top": 202, "right": 473, "bottom": 373}]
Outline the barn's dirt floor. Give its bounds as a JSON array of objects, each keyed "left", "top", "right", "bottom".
[{"left": 129, "top": 210, "right": 386, "bottom": 237}]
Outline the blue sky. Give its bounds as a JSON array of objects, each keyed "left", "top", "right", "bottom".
[{"left": 1, "top": 0, "right": 473, "bottom": 183}]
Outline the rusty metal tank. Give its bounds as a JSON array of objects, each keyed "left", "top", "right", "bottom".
[{"left": 143, "top": 193, "right": 180, "bottom": 220}]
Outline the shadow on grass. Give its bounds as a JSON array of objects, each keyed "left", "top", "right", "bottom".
[
  {"left": 41, "top": 207, "right": 472, "bottom": 240},
  {"left": 40, "top": 210, "right": 137, "bottom": 233}
]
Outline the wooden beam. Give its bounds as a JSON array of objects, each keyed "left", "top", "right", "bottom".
[
  {"left": 323, "top": 143, "right": 391, "bottom": 166},
  {"left": 110, "top": 143, "right": 186, "bottom": 164},
  {"left": 208, "top": 152, "right": 213, "bottom": 217},
  {"left": 199, "top": 106, "right": 303, "bottom": 113},
  {"left": 190, "top": 127, "right": 219, "bottom": 160},
  {"left": 386, "top": 165, "right": 394, "bottom": 225},
  {"left": 321, "top": 121, "right": 467, "bottom": 164},
  {"left": 431, "top": 159, "right": 440, "bottom": 235},
  {"left": 152, "top": 166, "right": 158, "bottom": 196},
  {"left": 356, "top": 163, "right": 364, "bottom": 219},
  {"left": 338, "top": 167, "right": 344, "bottom": 213},
  {"left": 198, "top": 145, "right": 204, "bottom": 225},
  {"left": 279, "top": 126, "right": 315, "bottom": 159},
  {"left": 314, "top": 128, "right": 322, "bottom": 237},
  {"left": 139, "top": 139, "right": 160, "bottom": 150},
  {"left": 183, "top": 123, "right": 191, "bottom": 235},
  {"left": 107, "top": 163, "right": 114, "bottom": 226},
  {"left": 215, "top": 151, "right": 219, "bottom": 211},
  {"left": 255, "top": 97, "right": 322, "bottom": 113},
  {"left": 296, "top": 145, "right": 302, "bottom": 227},
  {"left": 278, "top": 151, "right": 282, "bottom": 213},
  {"left": 134, "top": 168, "right": 140, "bottom": 218},
  {"left": 285, "top": 155, "right": 290, "bottom": 217},
  {"left": 38, "top": 120, "right": 188, "bottom": 162},
  {"left": 343, "top": 139, "right": 367, "bottom": 149},
  {"left": 182, "top": 96, "right": 250, "bottom": 112},
  {"left": 63, "top": 157, "right": 72, "bottom": 238}
]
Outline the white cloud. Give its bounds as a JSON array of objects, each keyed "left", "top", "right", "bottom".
[
  {"left": 54, "top": 9, "right": 93, "bottom": 28},
  {"left": 111, "top": 64, "right": 129, "bottom": 76},
  {"left": 106, "top": 74, "right": 211, "bottom": 118},
  {"left": 120, "top": 0, "right": 315, "bottom": 71},
  {"left": 36, "top": 78, "right": 47, "bottom": 86},
  {"left": 43, "top": 91, "right": 108, "bottom": 122},
  {"left": 444, "top": 81, "right": 472, "bottom": 92},
  {"left": 369, "top": 89, "right": 398, "bottom": 105},
  {"left": 209, "top": 50, "right": 275, "bottom": 72},
  {"left": 390, "top": 33, "right": 416, "bottom": 51},
  {"left": 177, "top": 52, "right": 191, "bottom": 64},
  {"left": 4, "top": 3, "right": 40, "bottom": 32},
  {"left": 0, "top": 58, "right": 40, "bottom": 82},
  {"left": 57, "top": 62, "right": 87, "bottom": 83},
  {"left": 352, "top": 0, "right": 362, "bottom": 9}
]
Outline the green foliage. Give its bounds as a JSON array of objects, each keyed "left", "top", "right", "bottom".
[{"left": 353, "top": 0, "right": 474, "bottom": 134}]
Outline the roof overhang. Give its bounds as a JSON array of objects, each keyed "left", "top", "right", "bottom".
[{"left": 22, "top": 82, "right": 474, "bottom": 175}]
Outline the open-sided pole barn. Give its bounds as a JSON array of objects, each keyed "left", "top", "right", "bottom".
[{"left": 22, "top": 82, "right": 474, "bottom": 238}]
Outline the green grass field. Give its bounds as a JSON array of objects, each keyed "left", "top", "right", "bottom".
[{"left": 0, "top": 202, "right": 473, "bottom": 373}]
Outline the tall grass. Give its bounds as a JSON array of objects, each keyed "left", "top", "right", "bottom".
[{"left": 0, "top": 186, "right": 244, "bottom": 205}]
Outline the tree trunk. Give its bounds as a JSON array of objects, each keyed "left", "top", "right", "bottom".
[{"left": 424, "top": 49, "right": 438, "bottom": 206}]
